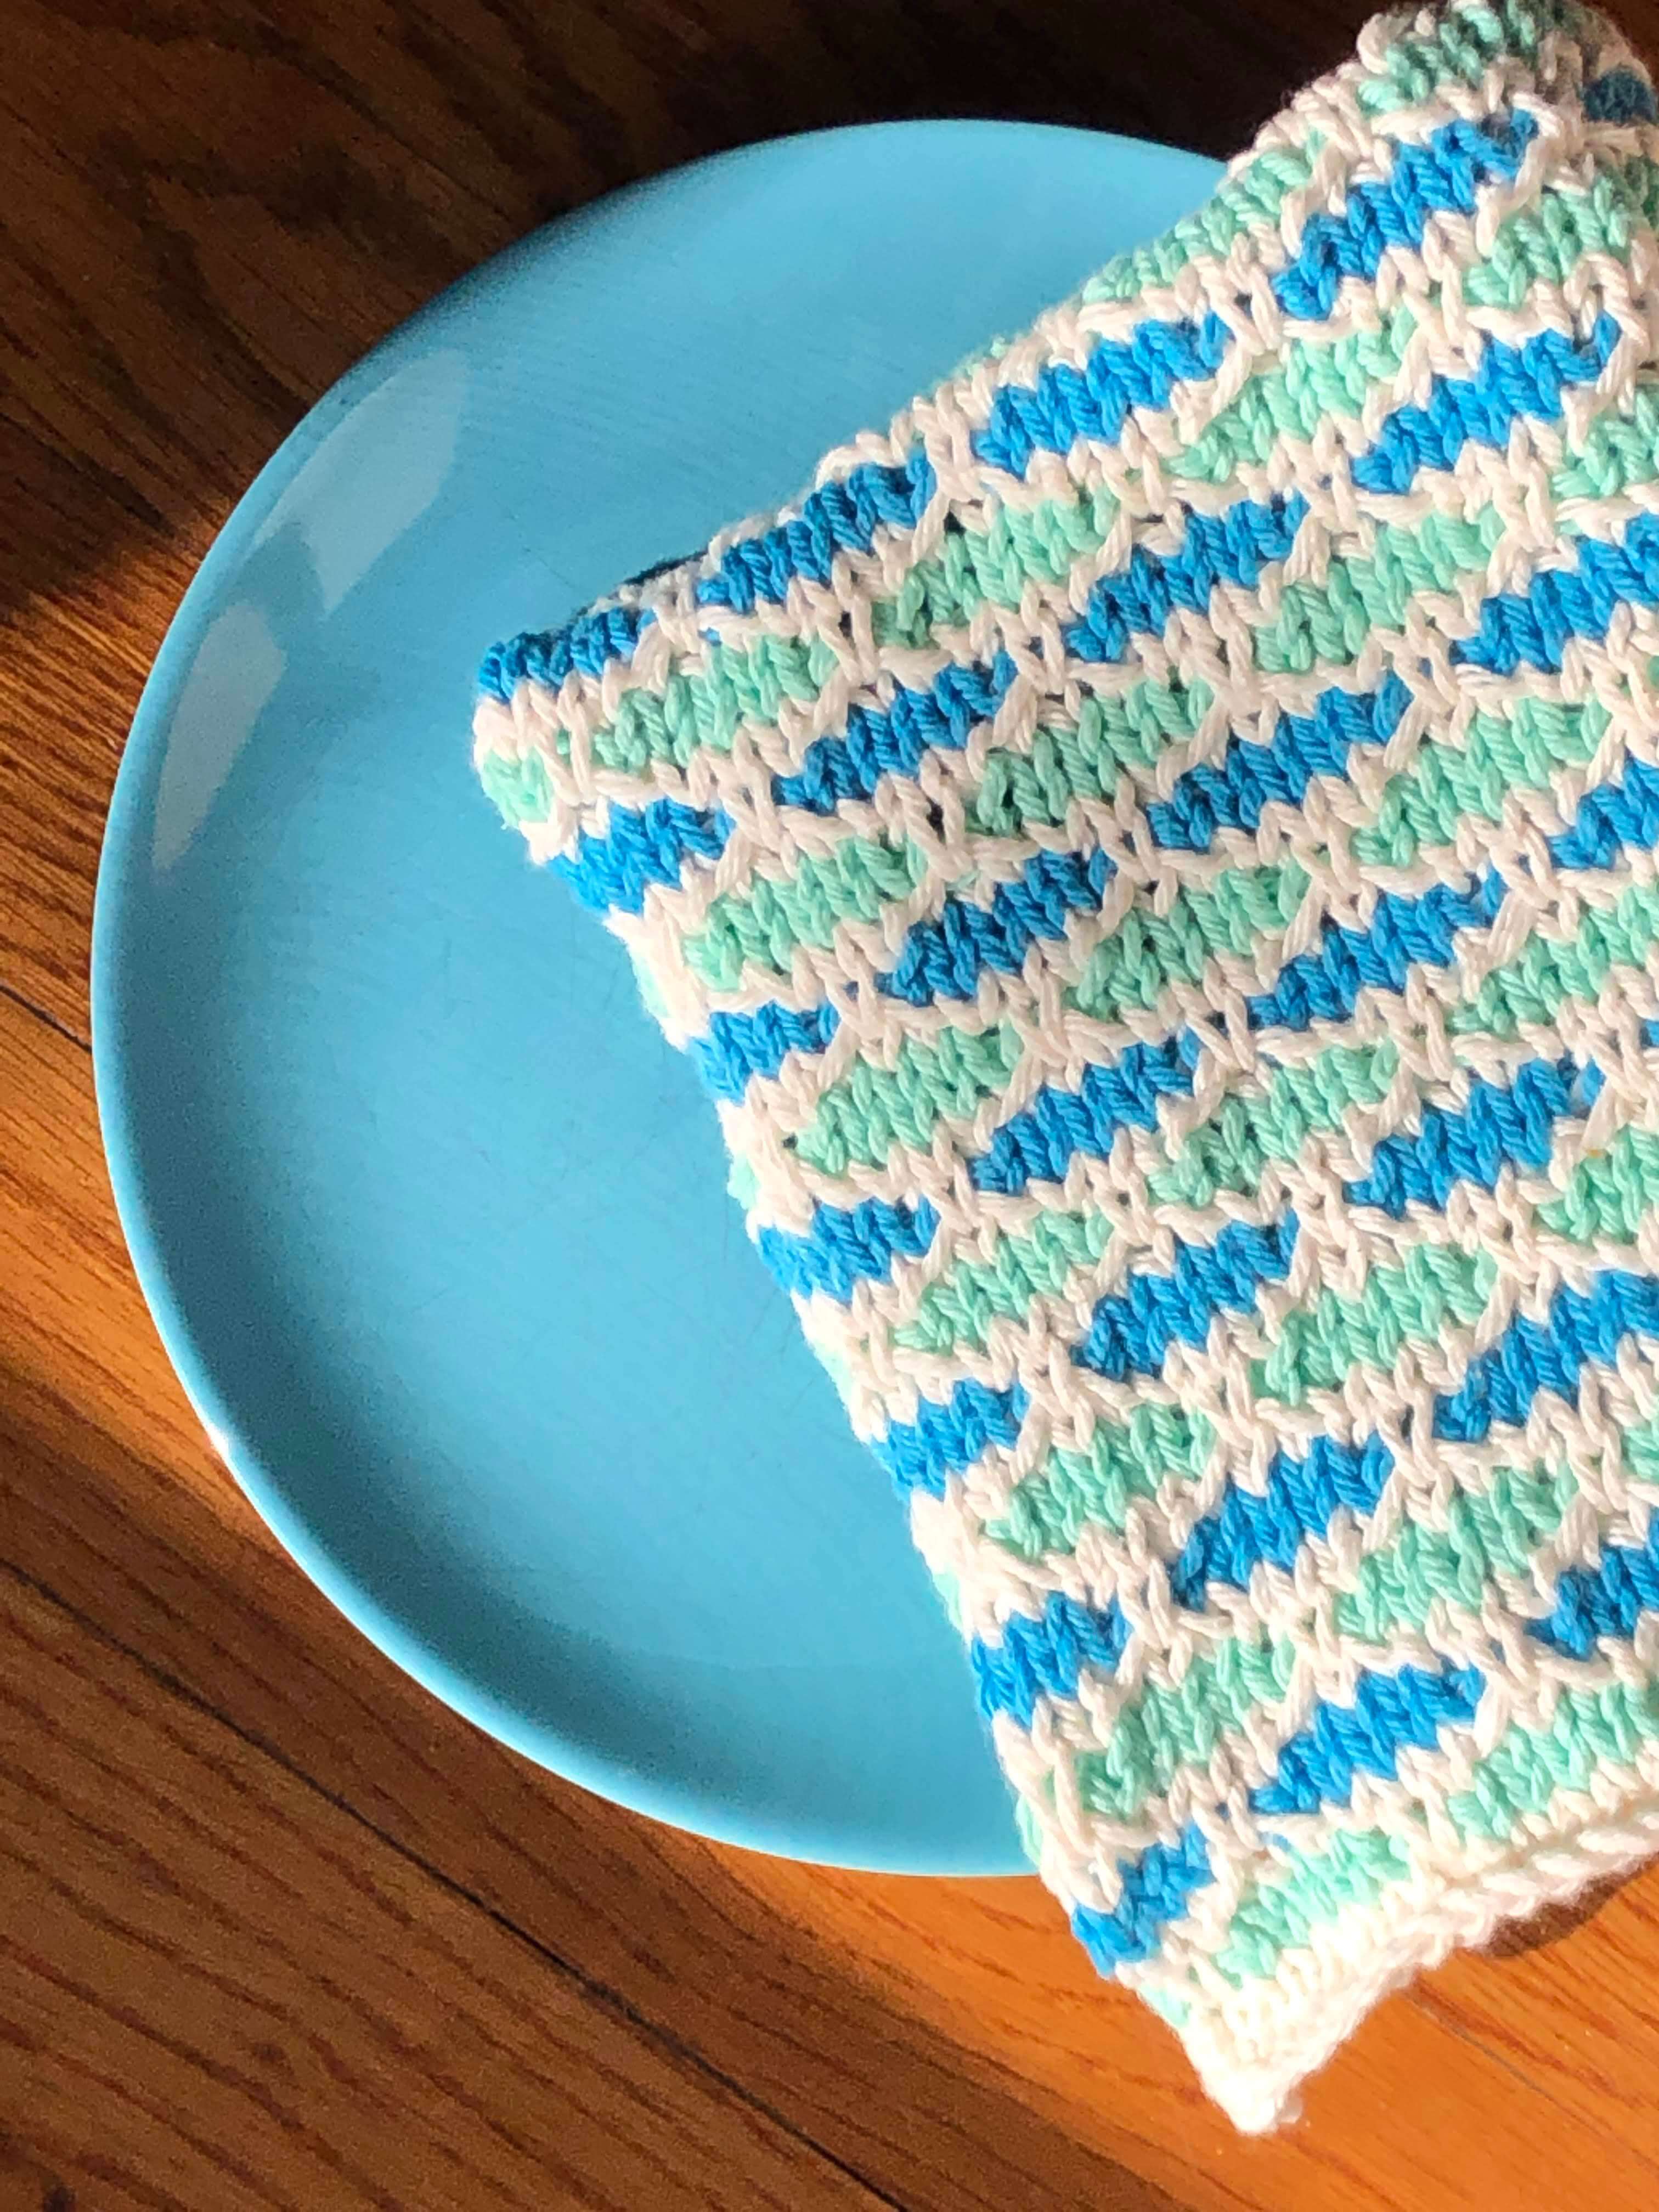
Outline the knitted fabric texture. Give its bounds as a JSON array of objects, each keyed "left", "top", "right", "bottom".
[{"left": 473, "top": 0, "right": 1659, "bottom": 2130}]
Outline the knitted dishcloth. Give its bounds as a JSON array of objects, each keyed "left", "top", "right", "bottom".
[{"left": 472, "top": 0, "right": 1659, "bottom": 2130}]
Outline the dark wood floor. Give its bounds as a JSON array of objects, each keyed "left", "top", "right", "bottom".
[{"left": 9, "top": 1, "right": 1659, "bottom": 2204}]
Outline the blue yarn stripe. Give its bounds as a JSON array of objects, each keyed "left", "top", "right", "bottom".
[
  {"left": 1063, "top": 494, "right": 1309, "bottom": 665},
  {"left": 1272, "top": 110, "right": 1537, "bottom": 321},
  {"left": 477, "top": 604, "right": 654, "bottom": 704},
  {"left": 800, "top": 1057, "right": 1593, "bottom": 1477},
  {"left": 1169, "top": 1435, "right": 1395, "bottom": 1611},
  {"left": 1454, "top": 509, "right": 1659, "bottom": 674},
  {"left": 873, "top": 1380, "right": 1029, "bottom": 1500},
  {"left": 1071, "top": 1659, "right": 1483, "bottom": 1960},
  {"left": 1110, "top": 1291, "right": 1656, "bottom": 1650},
  {"left": 970, "top": 1590, "right": 1130, "bottom": 1727},
  {"left": 854, "top": 544, "right": 1659, "bottom": 1020},
  {"left": 1248, "top": 730, "right": 1659, "bottom": 1037},
  {"left": 695, "top": 452, "right": 936, "bottom": 615},
  {"left": 881, "top": 847, "right": 1114, "bottom": 1006},
  {"left": 1529, "top": 1517, "right": 1659, "bottom": 1659},
  {"left": 757, "top": 1194, "right": 939, "bottom": 1303},
  {"left": 687, "top": 721, "right": 1659, "bottom": 1149},
  {"left": 1434, "top": 1267, "right": 1659, "bottom": 1444},
  {"left": 1549, "top": 751, "right": 1659, "bottom": 871},
  {"left": 481, "top": 116, "right": 1540, "bottom": 702},
  {"left": 973, "top": 313, "right": 1231, "bottom": 478},
  {"left": 1345, "top": 1055, "right": 1576, "bottom": 1216},
  {"left": 972, "top": 109, "right": 1537, "bottom": 489},
  {"left": 690, "top": 1001, "right": 840, "bottom": 1104},
  {"left": 1245, "top": 869, "right": 1506, "bottom": 1032},
  {"left": 1350, "top": 313, "right": 1618, "bottom": 496},
  {"left": 972, "top": 1448, "right": 1391, "bottom": 1721},
  {"left": 1075, "top": 1658, "right": 1482, "bottom": 1959},
  {"left": 773, "top": 654, "right": 1018, "bottom": 816},
  {"left": 555, "top": 797, "right": 732, "bottom": 916},
  {"left": 1071, "top": 1825, "right": 1213, "bottom": 1970},
  {"left": 1249, "top": 1661, "right": 1486, "bottom": 1816},
  {"left": 532, "top": 530, "right": 1659, "bottom": 1061},
  {"left": 1072, "top": 1213, "right": 1299, "bottom": 1381},
  {"left": 969, "top": 1036, "right": 1199, "bottom": 1197},
  {"left": 1146, "top": 674, "right": 1410, "bottom": 854}
]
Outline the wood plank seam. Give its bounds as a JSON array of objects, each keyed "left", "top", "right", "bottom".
[{"left": 0, "top": 978, "right": 88, "bottom": 1056}]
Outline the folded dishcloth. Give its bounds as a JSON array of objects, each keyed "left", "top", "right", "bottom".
[{"left": 472, "top": 0, "right": 1659, "bottom": 2129}]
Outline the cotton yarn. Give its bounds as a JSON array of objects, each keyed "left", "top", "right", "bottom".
[{"left": 472, "top": 0, "right": 1659, "bottom": 2128}]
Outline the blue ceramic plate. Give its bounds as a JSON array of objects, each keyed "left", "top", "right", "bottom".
[{"left": 93, "top": 121, "right": 1220, "bottom": 1872}]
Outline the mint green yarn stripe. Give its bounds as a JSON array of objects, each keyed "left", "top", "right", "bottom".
[
  {"left": 1355, "top": 0, "right": 1564, "bottom": 114},
  {"left": 1012, "top": 1792, "right": 1047, "bottom": 1871},
  {"left": 1080, "top": 142, "right": 1319, "bottom": 306},
  {"left": 1450, "top": 875, "right": 1659, "bottom": 1040},
  {"left": 506, "top": 358, "right": 1659, "bottom": 821},
  {"left": 1450, "top": 1674, "right": 1659, "bottom": 1841},
  {"left": 685, "top": 833, "right": 930, "bottom": 991},
  {"left": 988, "top": 1150, "right": 1627, "bottom": 1577},
  {"left": 1252, "top": 448, "right": 1659, "bottom": 674},
  {"left": 887, "top": 1030, "right": 1520, "bottom": 1391},
  {"left": 897, "top": 1133, "right": 1488, "bottom": 1395},
  {"left": 1629, "top": 147, "right": 1659, "bottom": 233},
  {"left": 1067, "top": 863, "right": 1308, "bottom": 1024},
  {"left": 1556, "top": 374, "right": 1659, "bottom": 504},
  {"left": 1351, "top": 695, "right": 1609, "bottom": 872},
  {"left": 982, "top": 1090, "right": 1649, "bottom": 1575},
  {"left": 780, "top": 855, "right": 1335, "bottom": 1177},
  {"left": 1212, "top": 1826, "right": 1414, "bottom": 1987},
  {"left": 962, "top": 678, "right": 1212, "bottom": 840},
  {"left": 905, "top": 403, "right": 1659, "bottom": 699},
  {"left": 1251, "top": 1242, "right": 1497, "bottom": 1407},
  {"left": 595, "top": 631, "right": 839, "bottom": 776},
  {"left": 878, "top": 483, "right": 1119, "bottom": 640},
  {"left": 894, "top": 1206, "right": 1111, "bottom": 1356},
  {"left": 891, "top": 1037, "right": 1397, "bottom": 1373},
  {"left": 578, "top": 486, "right": 1119, "bottom": 785},
  {"left": 1150, "top": 1039, "right": 1400, "bottom": 1212},
  {"left": 478, "top": 747, "right": 554, "bottom": 828},
  {"left": 1539, "top": 1125, "right": 1659, "bottom": 1245},
  {"left": 1073, "top": 1456, "right": 1577, "bottom": 1830},
  {"left": 994, "top": 415, "right": 1659, "bottom": 691},
  {"left": 1331, "top": 1464, "right": 1578, "bottom": 1646},
  {"left": 783, "top": 850, "right": 1306, "bottom": 1169},
  {"left": 795, "top": 1020, "right": 1021, "bottom": 1178},
  {"left": 987, "top": 1405, "right": 1215, "bottom": 1561},
  {"left": 1170, "top": 307, "right": 1416, "bottom": 484},
  {"left": 1092, "top": 152, "right": 1659, "bottom": 488},
  {"left": 498, "top": 157, "right": 1659, "bottom": 817},
  {"left": 1464, "top": 153, "right": 1659, "bottom": 310},
  {"left": 1076, "top": 1634, "right": 1297, "bottom": 1826},
  {"left": 1255, "top": 506, "right": 1510, "bottom": 673},
  {"left": 498, "top": 478, "right": 1103, "bottom": 786},
  {"left": 881, "top": 465, "right": 1508, "bottom": 670},
  {"left": 1217, "top": 1661, "right": 1659, "bottom": 1990},
  {"left": 1163, "top": 142, "right": 1659, "bottom": 479}
]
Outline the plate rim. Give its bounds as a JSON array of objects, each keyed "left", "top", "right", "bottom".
[{"left": 91, "top": 117, "right": 1215, "bottom": 1873}]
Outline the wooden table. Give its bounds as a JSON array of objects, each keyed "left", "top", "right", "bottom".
[{"left": 7, "top": 1, "right": 1659, "bottom": 2203}]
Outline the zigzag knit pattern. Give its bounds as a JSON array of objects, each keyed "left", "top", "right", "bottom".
[{"left": 473, "top": 0, "right": 1659, "bottom": 2129}]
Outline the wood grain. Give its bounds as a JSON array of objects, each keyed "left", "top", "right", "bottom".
[
  {"left": 9, "top": 0, "right": 1659, "bottom": 2204},
  {"left": 0, "top": 1561, "right": 894, "bottom": 2212}
]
